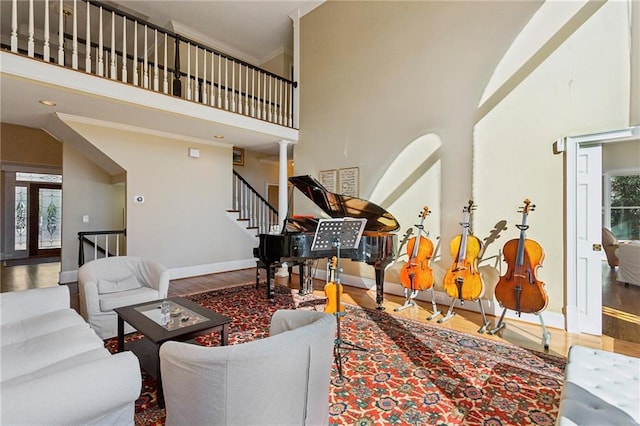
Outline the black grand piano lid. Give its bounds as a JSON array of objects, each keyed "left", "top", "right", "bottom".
[{"left": 289, "top": 175, "right": 400, "bottom": 233}]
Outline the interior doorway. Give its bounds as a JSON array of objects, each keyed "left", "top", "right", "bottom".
[
  {"left": 267, "top": 183, "right": 279, "bottom": 209},
  {"left": 562, "top": 126, "right": 640, "bottom": 336}
]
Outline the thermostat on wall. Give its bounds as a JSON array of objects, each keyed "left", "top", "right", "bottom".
[{"left": 134, "top": 195, "right": 145, "bottom": 203}]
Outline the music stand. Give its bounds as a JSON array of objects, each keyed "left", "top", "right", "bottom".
[{"left": 312, "top": 217, "right": 367, "bottom": 383}]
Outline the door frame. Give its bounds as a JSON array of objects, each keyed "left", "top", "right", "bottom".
[{"left": 559, "top": 126, "right": 640, "bottom": 334}]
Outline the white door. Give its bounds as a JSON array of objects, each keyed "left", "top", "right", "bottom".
[{"left": 575, "top": 144, "right": 602, "bottom": 335}]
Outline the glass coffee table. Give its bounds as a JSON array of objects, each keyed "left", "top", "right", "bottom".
[{"left": 114, "top": 297, "right": 232, "bottom": 407}]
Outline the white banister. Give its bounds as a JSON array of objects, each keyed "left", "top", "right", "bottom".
[
  {"left": 110, "top": 11, "right": 116, "bottom": 77},
  {"left": 11, "top": 0, "right": 18, "bottom": 52},
  {"left": 121, "top": 17, "right": 127, "bottom": 82},
  {"left": 143, "top": 25, "right": 149, "bottom": 88},
  {"left": 44, "top": 0, "right": 51, "bottom": 62},
  {"left": 231, "top": 60, "right": 236, "bottom": 112},
  {"left": 154, "top": 30, "right": 159, "bottom": 91},
  {"left": 163, "top": 34, "right": 169, "bottom": 94},
  {"left": 58, "top": 0, "right": 64, "bottom": 65},
  {"left": 186, "top": 43, "right": 192, "bottom": 101},
  {"left": 84, "top": 1, "right": 90, "bottom": 71},
  {"left": 194, "top": 46, "right": 199, "bottom": 102},
  {"left": 210, "top": 51, "right": 215, "bottom": 106},
  {"left": 72, "top": 0, "right": 78, "bottom": 69},
  {"left": 251, "top": 69, "right": 256, "bottom": 117},
  {"left": 202, "top": 50, "right": 208, "bottom": 104},
  {"left": 224, "top": 57, "right": 229, "bottom": 109},
  {"left": 28, "top": 0, "right": 34, "bottom": 57},
  {"left": 97, "top": 6, "right": 103, "bottom": 75},
  {"left": 133, "top": 24, "right": 138, "bottom": 86},
  {"left": 217, "top": 54, "right": 222, "bottom": 107}
]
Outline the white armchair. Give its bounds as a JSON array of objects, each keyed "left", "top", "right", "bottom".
[
  {"left": 78, "top": 256, "right": 170, "bottom": 339},
  {"left": 159, "top": 310, "right": 335, "bottom": 426},
  {"left": 616, "top": 241, "right": 640, "bottom": 286}
]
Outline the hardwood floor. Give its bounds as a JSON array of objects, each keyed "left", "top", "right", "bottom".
[{"left": 2, "top": 261, "right": 639, "bottom": 358}]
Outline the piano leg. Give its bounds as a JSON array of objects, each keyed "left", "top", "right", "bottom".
[
  {"left": 264, "top": 261, "right": 275, "bottom": 301},
  {"left": 375, "top": 267, "right": 386, "bottom": 310}
]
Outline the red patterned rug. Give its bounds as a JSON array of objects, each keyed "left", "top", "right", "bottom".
[{"left": 105, "top": 283, "right": 566, "bottom": 425}]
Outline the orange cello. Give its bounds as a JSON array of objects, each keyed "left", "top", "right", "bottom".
[
  {"left": 442, "top": 200, "right": 484, "bottom": 301},
  {"left": 323, "top": 257, "right": 344, "bottom": 315},
  {"left": 494, "top": 199, "right": 548, "bottom": 316},
  {"left": 399, "top": 206, "right": 435, "bottom": 291}
]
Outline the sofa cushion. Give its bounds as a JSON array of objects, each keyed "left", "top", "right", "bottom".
[
  {"left": 1, "top": 325, "right": 104, "bottom": 383},
  {"left": 98, "top": 286, "right": 159, "bottom": 312},
  {"left": 1, "top": 309, "right": 89, "bottom": 347},
  {"left": 97, "top": 275, "right": 142, "bottom": 294},
  {"left": 1, "top": 347, "right": 110, "bottom": 387}
]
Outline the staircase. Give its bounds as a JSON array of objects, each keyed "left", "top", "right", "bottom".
[{"left": 229, "top": 171, "right": 278, "bottom": 236}]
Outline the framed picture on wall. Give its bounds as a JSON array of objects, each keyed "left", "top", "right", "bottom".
[
  {"left": 319, "top": 169, "right": 337, "bottom": 192},
  {"left": 233, "top": 147, "right": 245, "bottom": 166},
  {"left": 338, "top": 167, "right": 359, "bottom": 197}
]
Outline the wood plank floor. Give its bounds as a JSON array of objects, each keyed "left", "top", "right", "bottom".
[{"left": 2, "top": 262, "right": 639, "bottom": 358}]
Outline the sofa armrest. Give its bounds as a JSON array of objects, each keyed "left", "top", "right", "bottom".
[
  {"left": 0, "top": 286, "right": 70, "bottom": 324},
  {"left": 140, "top": 259, "right": 170, "bottom": 298},
  {"left": 1, "top": 352, "right": 141, "bottom": 426}
]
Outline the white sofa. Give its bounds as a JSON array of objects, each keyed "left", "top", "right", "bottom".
[
  {"left": 557, "top": 345, "right": 640, "bottom": 425},
  {"left": 0, "top": 285, "right": 142, "bottom": 426},
  {"left": 160, "top": 309, "right": 335, "bottom": 426},
  {"left": 78, "top": 256, "right": 170, "bottom": 339},
  {"left": 616, "top": 241, "right": 640, "bottom": 286}
]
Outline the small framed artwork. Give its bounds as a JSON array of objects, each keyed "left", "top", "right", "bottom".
[
  {"left": 233, "top": 147, "right": 245, "bottom": 166},
  {"left": 319, "top": 169, "right": 337, "bottom": 192},
  {"left": 338, "top": 167, "right": 359, "bottom": 197}
]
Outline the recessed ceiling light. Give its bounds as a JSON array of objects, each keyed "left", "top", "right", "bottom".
[
  {"left": 39, "top": 100, "right": 56, "bottom": 106},
  {"left": 214, "top": 135, "right": 224, "bottom": 139}
]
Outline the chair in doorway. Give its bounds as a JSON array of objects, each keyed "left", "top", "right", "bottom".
[
  {"left": 78, "top": 256, "right": 170, "bottom": 339},
  {"left": 602, "top": 227, "right": 619, "bottom": 269}
]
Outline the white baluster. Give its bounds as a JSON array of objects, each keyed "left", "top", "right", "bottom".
[
  {"left": 28, "top": 0, "right": 34, "bottom": 57},
  {"left": 143, "top": 25, "right": 149, "bottom": 88},
  {"left": 231, "top": 61, "right": 236, "bottom": 112},
  {"left": 194, "top": 46, "right": 199, "bottom": 101},
  {"left": 58, "top": 0, "right": 64, "bottom": 65},
  {"left": 210, "top": 51, "right": 215, "bottom": 106},
  {"left": 251, "top": 68, "right": 256, "bottom": 117},
  {"left": 97, "top": 6, "right": 103, "bottom": 75},
  {"left": 245, "top": 65, "right": 250, "bottom": 115},
  {"left": 115, "top": 234, "right": 120, "bottom": 256},
  {"left": 105, "top": 235, "right": 109, "bottom": 258},
  {"left": 121, "top": 17, "right": 127, "bottom": 82},
  {"left": 10, "top": 0, "right": 18, "bottom": 52},
  {"left": 84, "top": 1, "right": 90, "bottom": 71},
  {"left": 268, "top": 75, "right": 273, "bottom": 122},
  {"left": 110, "top": 12, "right": 116, "bottom": 78},
  {"left": 238, "top": 65, "right": 243, "bottom": 114},
  {"left": 163, "top": 34, "right": 168, "bottom": 93},
  {"left": 93, "top": 236, "right": 98, "bottom": 260},
  {"left": 186, "top": 43, "right": 192, "bottom": 100},
  {"left": 225, "top": 57, "right": 229, "bottom": 109},
  {"left": 44, "top": 0, "right": 51, "bottom": 62},
  {"left": 72, "top": 0, "right": 78, "bottom": 69},
  {"left": 202, "top": 50, "right": 208, "bottom": 104},
  {"left": 153, "top": 30, "right": 159, "bottom": 91},
  {"left": 258, "top": 71, "right": 263, "bottom": 119},
  {"left": 217, "top": 54, "right": 222, "bottom": 107},
  {"left": 133, "top": 25, "right": 138, "bottom": 86}
]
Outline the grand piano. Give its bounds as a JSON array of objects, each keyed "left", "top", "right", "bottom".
[{"left": 254, "top": 175, "right": 399, "bottom": 309}]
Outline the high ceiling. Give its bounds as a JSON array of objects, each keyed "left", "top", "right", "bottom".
[
  {"left": 0, "top": 1, "right": 323, "bottom": 155},
  {"left": 109, "top": 1, "right": 323, "bottom": 66}
]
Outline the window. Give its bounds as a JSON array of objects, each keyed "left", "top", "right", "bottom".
[{"left": 604, "top": 170, "right": 640, "bottom": 240}]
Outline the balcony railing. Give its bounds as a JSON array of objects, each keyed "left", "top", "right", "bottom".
[{"left": 2, "top": 0, "right": 296, "bottom": 128}]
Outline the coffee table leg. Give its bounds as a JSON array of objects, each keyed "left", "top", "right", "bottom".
[
  {"left": 117, "top": 316, "right": 125, "bottom": 352},
  {"left": 156, "top": 344, "right": 165, "bottom": 409},
  {"left": 221, "top": 324, "right": 229, "bottom": 346}
]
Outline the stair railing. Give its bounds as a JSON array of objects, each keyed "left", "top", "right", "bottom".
[
  {"left": 232, "top": 171, "right": 278, "bottom": 234},
  {"left": 3, "top": 0, "right": 296, "bottom": 128},
  {"left": 77, "top": 229, "right": 126, "bottom": 266}
]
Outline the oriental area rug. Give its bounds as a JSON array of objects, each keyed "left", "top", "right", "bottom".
[{"left": 105, "top": 284, "right": 566, "bottom": 426}]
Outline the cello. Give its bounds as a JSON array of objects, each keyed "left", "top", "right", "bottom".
[
  {"left": 442, "top": 200, "right": 484, "bottom": 301},
  {"left": 494, "top": 199, "right": 548, "bottom": 316},
  {"left": 399, "top": 206, "right": 435, "bottom": 292}
]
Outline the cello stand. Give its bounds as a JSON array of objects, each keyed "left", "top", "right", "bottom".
[
  {"left": 425, "top": 287, "right": 442, "bottom": 320},
  {"left": 312, "top": 218, "right": 367, "bottom": 384},
  {"left": 488, "top": 308, "right": 551, "bottom": 350},
  {"left": 437, "top": 297, "right": 491, "bottom": 334},
  {"left": 394, "top": 287, "right": 418, "bottom": 312}
]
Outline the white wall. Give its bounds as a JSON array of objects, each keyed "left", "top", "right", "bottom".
[
  {"left": 299, "top": 1, "right": 631, "bottom": 321},
  {"left": 62, "top": 120, "right": 259, "bottom": 276}
]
